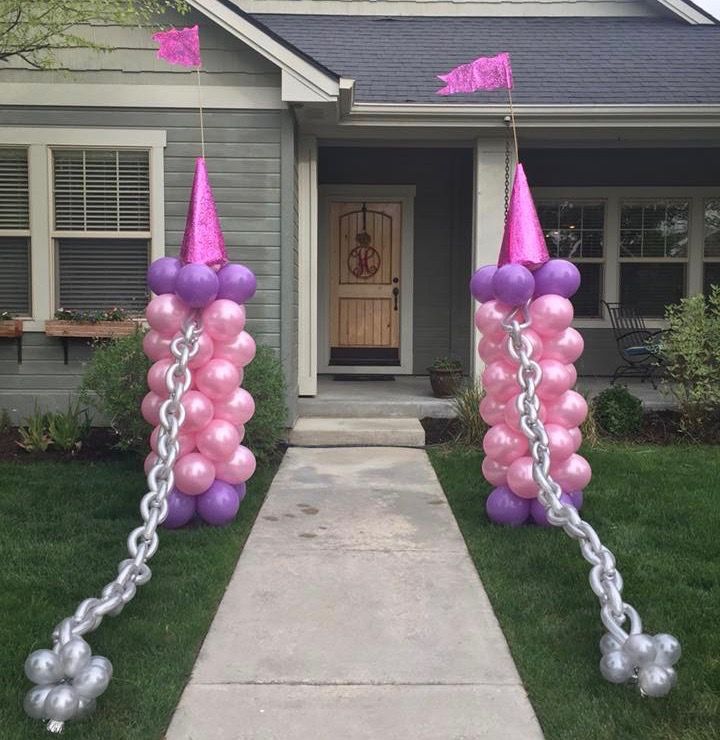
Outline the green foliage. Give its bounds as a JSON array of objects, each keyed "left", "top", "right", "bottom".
[
  {"left": 0, "top": 310, "right": 14, "bottom": 320},
  {"left": 662, "top": 286, "right": 720, "bottom": 438},
  {"left": 451, "top": 381, "right": 488, "bottom": 448},
  {"left": 243, "top": 345, "right": 287, "bottom": 464},
  {"left": 430, "top": 356, "right": 463, "bottom": 371},
  {"left": 579, "top": 391, "right": 602, "bottom": 448},
  {"left": 55, "top": 306, "right": 133, "bottom": 322},
  {"left": 17, "top": 407, "right": 51, "bottom": 452},
  {"left": 80, "top": 331, "right": 150, "bottom": 452},
  {"left": 47, "top": 402, "right": 92, "bottom": 453},
  {"left": 0, "top": 408, "right": 11, "bottom": 434},
  {"left": 592, "top": 385, "right": 643, "bottom": 438},
  {"left": 0, "top": 1, "right": 189, "bottom": 68}
]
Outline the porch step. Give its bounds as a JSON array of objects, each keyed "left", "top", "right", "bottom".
[{"left": 288, "top": 417, "right": 426, "bottom": 448}]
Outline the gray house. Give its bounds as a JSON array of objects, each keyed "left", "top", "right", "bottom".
[{"left": 0, "top": 0, "right": 718, "bottom": 423}]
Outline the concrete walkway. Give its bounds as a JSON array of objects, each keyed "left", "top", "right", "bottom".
[{"left": 167, "top": 447, "right": 543, "bottom": 740}]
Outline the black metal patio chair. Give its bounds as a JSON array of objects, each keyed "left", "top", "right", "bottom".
[{"left": 602, "top": 301, "right": 666, "bottom": 389}]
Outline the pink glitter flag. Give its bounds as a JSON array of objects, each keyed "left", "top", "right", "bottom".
[
  {"left": 153, "top": 25, "right": 202, "bottom": 68},
  {"left": 437, "top": 52, "right": 513, "bottom": 96}
]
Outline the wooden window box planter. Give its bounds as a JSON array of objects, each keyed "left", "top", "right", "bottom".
[
  {"left": 45, "top": 320, "right": 140, "bottom": 364},
  {"left": 0, "top": 319, "right": 23, "bottom": 363}
]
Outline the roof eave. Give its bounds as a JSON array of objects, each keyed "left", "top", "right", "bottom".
[{"left": 654, "top": 0, "right": 718, "bottom": 24}]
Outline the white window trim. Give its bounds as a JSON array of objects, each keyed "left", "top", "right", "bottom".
[
  {"left": 0, "top": 128, "right": 166, "bottom": 331},
  {"left": 533, "top": 187, "right": 718, "bottom": 329}
]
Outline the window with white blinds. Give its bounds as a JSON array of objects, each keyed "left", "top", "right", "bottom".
[
  {"left": 52, "top": 148, "right": 151, "bottom": 313},
  {"left": 0, "top": 148, "right": 31, "bottom": 315}
]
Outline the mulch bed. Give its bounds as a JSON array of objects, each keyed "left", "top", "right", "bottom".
[{"left": 0, "top": 427, "right": 132, "bottom": 463}]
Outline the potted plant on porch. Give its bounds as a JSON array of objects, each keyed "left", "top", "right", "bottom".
[
  {"left": 45, "top": 307, "right": 138, "bottom": 339},
  {"left": 428, "top": 356, "right": 463, "bottom": 398}
]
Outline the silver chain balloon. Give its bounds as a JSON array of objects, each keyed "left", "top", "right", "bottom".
[
  {"left": 23, "top": 319, "right": 201, "bottom": 733},
  {"left": 502, "top": 303, "right": 681, "bottom": 697}
]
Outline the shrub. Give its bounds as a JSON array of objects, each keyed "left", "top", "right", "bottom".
[
  {"left": 80, "top": 330, "right": 150, "bottom": 452},
  {"left": 47, "top": 402, "right": 92, "bottom": 453},
  {"left": 579, "top": 391, "right": 602, "bottom": 448},
  {"left": 592, "top": 385, "right": 643, "bottom": 438},
  {"left": 17, "top": 407, "right": 52, "bottom": 452},
  {"left": 452, "top": 381, "right": 487, "bottom": 448},
  {"left": 662, "top": 286, "right": 720, "bottom": 439},
  {"left": 243, "top": 344, "right": 287, "bottom": 463}
]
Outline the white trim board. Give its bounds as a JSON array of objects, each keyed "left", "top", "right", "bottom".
[{"left": 318, "top": 185, "right": 416, "bottom": 376}]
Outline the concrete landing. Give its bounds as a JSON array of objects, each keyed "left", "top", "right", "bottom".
[
  {"left": 288, "top": 417, "right": 425, "bottom": 448},
  {"left": 167, "top": 447, "right": 542, "bottom": 740}
]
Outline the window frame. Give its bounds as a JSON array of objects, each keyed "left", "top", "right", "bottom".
[
  {"left": 0, "top": 128, "right": 165, "bottom": 331},
  {"left": 703, "top": 198, "right": 720, "bottom": 293}
]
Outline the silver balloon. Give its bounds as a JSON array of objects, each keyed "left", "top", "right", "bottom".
[
  {"left": 664, "top": 666, "right": 678, "bottom": 688},
  {"left": 23, "top": 684, "right": 54, "bottom": 720},
  {"left": 76, "top": 696, "right": 97, "bottom": 720},
  {"left": 90, "top": 655, "right": 113, "bottom": 680},
  {"left": 24, "top": 649, "right": 63, "bottom": 685},
  {"left": 638, "top": 665, "right": 674, "bottom": 698},
  {"left": 44, "top": 684, "right": 80, "bottom": 722},
  {"left": 653, "top": 633, "right": 682, "bottom": 667},
  {"left": 60, "top": 637, "right": 92, "bottom": 678},
  {"left": 623, "top": 633, "right": 657, "bottom": 667},
  {"left": 599, "top": 650, "right": 634, "bottom": 684},
  {"left": 73, "top": 664, "right": 110, "bottom": 699},
  {"left": 599, "top": 633, "right": 623, "bottom": 656}
]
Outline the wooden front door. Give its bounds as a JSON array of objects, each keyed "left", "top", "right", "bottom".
[{"left": 329, "top": 201, "right": 402, "bottom": 366}]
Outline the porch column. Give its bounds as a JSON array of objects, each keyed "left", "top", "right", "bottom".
[
  {"left": 298, "top": 135, "right": 318, "bottom": 396},
  {"left": 471, "top": 137, "right": 507, "bottom": 381}
]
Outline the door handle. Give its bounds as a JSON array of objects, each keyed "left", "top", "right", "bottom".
[{"left": 392, "top": 286, "right": 399, "bottom": 311}]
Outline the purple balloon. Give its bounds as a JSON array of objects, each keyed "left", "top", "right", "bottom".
[
  {"left": 148, "top": 257, "right": 182, "bottom": 295},
  {"left": 492, "top": 264, "right": 535, "bottom": 306},
  {"left": 163, "top": 488, "right": 197, "bottom": 529},
  {"left": 175, "top": 264, "right": 219, "bottom": 308},
  {"left": 533, "top": 259, "right": 581, "bottom": 299},
  {"left": 486, "top": 485, "right": 531, "bottom": 527},
  {"left": 567, "top": 490, "right": 584, "bottom": 510},
  {"left": 235, "top": 482, "right": 247, "bottom": 503},
  {"left": 197, "top": 479, "right": 241, "bottom": 526},
  {"left": 469, "top": 265, "right": 497, "bottom": 303},
  {"left": 217, "top": 263, "right": 257, "bottom": 304},
  {"left": 529, "top": 493, "right": 574, "bottom": 527}
]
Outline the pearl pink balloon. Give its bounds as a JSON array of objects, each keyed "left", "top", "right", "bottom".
[
  {"left": 537, "top": 359, "right": 576, "bottom": 400},
  {"left": 144, "top": 452, "right": 158, "bottom": 476},
  {"left": 146, "top": 294, "right": 191, "bottom": 338},
  {"left": 546, "top": 390, "right": 588, "bottom": 428},
  {"left": 477, "top": 335, "right": 506, "bottom": 364},
  {"left": 479, "top": 394, "right": 506, "bottom": 426},
  {"left": 174, "top": 452, "right": 216, "bottom": 496},
  {"left": 150, "top": 426, "right": 196, "bottom": 458},
  {"left": 202, "top": 299, "right": 246, "bottom": 343},
  {"left": 551, "top": 453, "right": 592, "bottom": 492},
  {"left": 184, "top": 331, "right": 214, "bottom": 370},
  {"left": 143, "top": 329, "right": 172, "bottom": 362},
  {"left": 546, "top": 423, "right": 575, "bottom": 462},
  {"left": 196, "top": 419, "right": 241, "bottom": 463},
  {"left": 181, "top": 390, "right": 215, "bottom": 432},
  {"left": 507, "top": 456, "right": 539, "bottom": 499},
  {"left": 147, "top": 358, "right": 173, "bottom": 398},
  {"left": 529, "top": 295, "right": 574, "bottom": 337},
  {"left": 195, "top": 359, "right": 240, "bottom": 401},
  {"left": 482, "top": 361, "right": 518, "bottom": 402},
  {"left": 213, "top": 331, "right": 256, "bottom": 368},
  {"left": 482, "top": 423, "right": 528, "bottom": 466},
  {"left": 542, "top": 327, "right": 584, "bottom": 364},
  {"left": 215, "top": 444, "right": 256, "bottom": 485},
  {"left": 475, "top": 300, "right": 511, "bottom": 339},
  {"left": 213, "top": 387, "right": 255, "bottom": 426},
  {"left": 482, "top": 456, "right": 509, "bottom": 486},
  {"left": 141, "top": 392, "right": 163, "bottom": 426},
  {"left": 504, "top": 393, "right": 547, "bottom": 431},
  {"left": 567, "top": 426, "right": 583, "bottom": 452}
]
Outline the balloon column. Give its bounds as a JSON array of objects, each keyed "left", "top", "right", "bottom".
[{"left": 469, "top": 163, "right": 681, "bottom": 697}]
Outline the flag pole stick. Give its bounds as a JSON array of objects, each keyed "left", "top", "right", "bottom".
[
  {"left": 196, "top": 67, "right": 206, "bottom": 159},
  {"left": 506, "top": 75, "right": 519, "bottom": 164}
]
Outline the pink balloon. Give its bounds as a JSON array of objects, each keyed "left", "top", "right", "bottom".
[
  {"left": 144, "top": 452, "right": 158, "bottom": 476},
  {"left": 143, "top": 329, "right": 172, "bottom": 362},
  {"left": 141, "top": 392, "right": 163, "bottom": 426},
  {"left": 482, "top": 423, "right": 528, "bottom": 466},
  {"left": 542, "top": 327, "right": 584, "bottom": 364},
  {"left": 504, "top": 393, "right": 547, "bottom": 431},
  {"left": 196, "top": 419, "right": 241, "bottom": 463},
  {"left": 202, "top": 299, "right": 246, "bottom": 343},
  {"left": 195, "top": 359, "right": 240, "bottom": 401},
  {"left": 174, "top": 452, "right": 216, "bottom": 496},
  {"left": 546, "top": 390, "right": 588, "bottom": 428},
  {"left": 479, "top": 394, "right": 506, "bottom": 426},
  {"left": 529, "top": 295, "right": 574, "bottom": 337},
  {"left": 537, "top": 359, "right": 576, "bottom": 400},
  {"left": 146, "top": 294, "right": 191, "bottom": 337},
  {"left": 567, "top": 426, "right": 583, "bottom": 452},
  {"left": 185, "top": 331, "right": 215, "bottom": 370},
  {"left": 147, "top": 358, "right": 174, "bottom": 398},
  {"left": 215, "top": 444, "right": 256, "bottom": 485},
  {"left": 181, "top": 390, "right": 215, "bottom": 433},
  {"left": 551, "top": 453, "right": 592, "bottom": 492},
  {"left": 150, "top": 426, "right": 196, "bottom": 458},
  {"left": 475, "top": 300, "right": 511, "bottom": 339},
  {"left": 213, "top": 387, "right": 255, "bottom": 426},
  {"left": 213, "top": 331, "right": 256, "bottom": 368},
  {"left": 477, "top": 335, "right": 506, "bottom": 364},
  {"left": 507, "top": 456, "right": 539, "bottom": 499},
  {"left": 546, "top": 423, "right": 575, "bottom": 461},
  {"left": 482, "top": 456, "right": 509, "bottom": 486},
  {"left": 482, "top": 361, "right": 518, "bottom": 402}
]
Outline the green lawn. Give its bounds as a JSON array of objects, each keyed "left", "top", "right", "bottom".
[
  {"left": 0, "top": 457, "right": 278, "bottom": 738},
  {"left": 429, "top": 444, "right": 720, "bottom": 740}
]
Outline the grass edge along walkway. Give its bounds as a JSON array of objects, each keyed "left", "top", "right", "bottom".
[
  {"left": 0, "top": 456, "right": 279, "bottom": 739},
  {"left": 428, "top": 444, "right": 719, "bottom": 740}
]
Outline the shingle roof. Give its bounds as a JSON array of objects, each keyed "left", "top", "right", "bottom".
[{"left": 252, "top": 15, "right": 720, "bottom": 104}]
